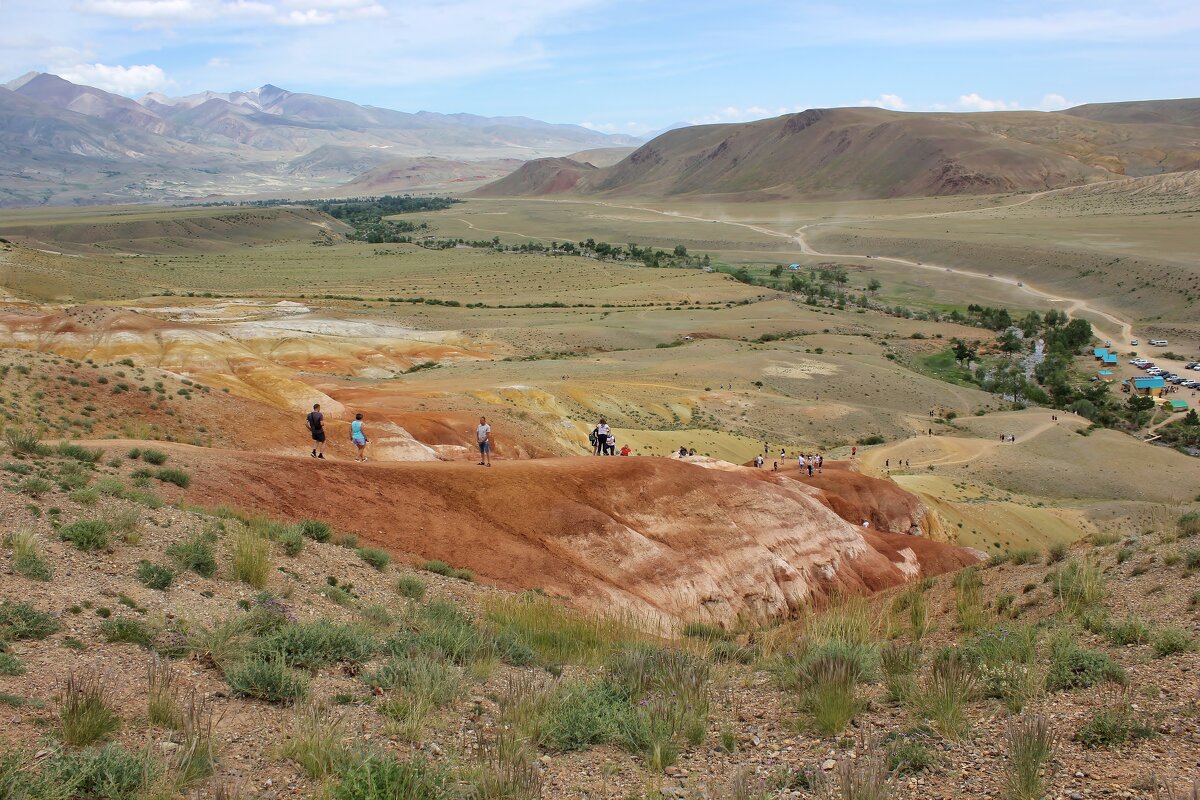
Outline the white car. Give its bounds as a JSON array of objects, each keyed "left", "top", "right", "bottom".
[
  {"left": 1131, "top": 339, "right": 1139, "bottom": 346},
  {"left": 1150, "top": 339, "right": 1169, "bottom": 347}
]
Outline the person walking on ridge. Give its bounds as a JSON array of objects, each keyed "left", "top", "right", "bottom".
[
  {"left": 351, "top": 413, "right": 369, "bottom": 462},
  {"left": 476, "top": 416, "right": 493, "bottom": 466},
  {"left": 306, "top": 403, "right": 326, "bottom": 459}
]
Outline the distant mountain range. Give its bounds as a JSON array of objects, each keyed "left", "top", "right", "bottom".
[
  {"left": 476, "top": 99, "right": 1200, "bottom": 201},
  {"left": 0, "top": 72, "right": 640, "bottom": 207}
]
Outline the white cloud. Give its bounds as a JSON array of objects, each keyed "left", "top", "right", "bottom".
[
  {"left": 687, "top": 104, "right": 804, "bottom": 125},
  {"left": 206, "top": 56, "right": 230, "bottom": 67},
  {"left": 1039, "top": 93, "right": 1069, "bottom": 111},
  {"left": 58, "top": 62, "right": 169, "bottom": 95},
  {"left": 954, "top": 93, "right": 1020, "bottom": 112},
  {"left": 856, "top": 93, "right": 907, "bottom": 110}
]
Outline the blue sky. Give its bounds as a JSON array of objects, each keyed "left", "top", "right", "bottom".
[{"left": 4, "top": 0, "right": 1198, "bottom": 135}]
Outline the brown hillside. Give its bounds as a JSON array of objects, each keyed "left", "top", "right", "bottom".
[
  {"left": 1064, "top": 97, "right": 1200, "bottom": 127},
  {"left": 471, "top": 156, "right": 598, "bottom": 197},
  {"left": 478, "top": 105, "right": 1200, "bottom": 200}
]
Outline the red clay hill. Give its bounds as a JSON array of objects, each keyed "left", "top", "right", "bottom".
[{"left": 117, "top": 441, "right": 979, "bottom": 627}]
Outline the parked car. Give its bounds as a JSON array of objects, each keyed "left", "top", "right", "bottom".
[
  {"left": 1131, "top": 339, "right": 1139, "bottom": 346},
  {"left": 1150, "top": 339, "right": 1169, "bottom": 346}
]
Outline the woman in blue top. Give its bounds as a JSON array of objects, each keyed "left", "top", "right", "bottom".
[{"left": 351, "top": 413, "right": 369, "bottom": 462}]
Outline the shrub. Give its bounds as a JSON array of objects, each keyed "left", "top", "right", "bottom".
[
  {"left": 58, "top": 519, "right": 111, "bottom": 551},
  {"left": 136, "top": 561, "right": 174, "bottom": 591},
  {"left": 69, "top": 488, "right": 100, "bottom": 506},
  {"left": 357, "top": 547, "right": 390, "bottom": 571},
  {"left": 225, "top": 656, "right": 309, "bottom": 703},
  {"left": 141, "top": 449, "right": 168, "bottom": 465},
  {"left": 1045, "top": 638, "right": 1126, "bottom": 692},
  {"left": 1008, "top": 549, "right": 1039, "bottom": 565},
  {"left": 166, "top": 534, "right": 217, "bottom": 578},
  {"left": 0, "top": 600, "right": 60, "bottom": 640},
  {"left": 278, "top": 526, "right": 305, "bottom": 557},
  {"left": 422, "top": 559, "right": 453, "bottom": 576},
  {"left": 55, "top": 442, "right": 103, "bottom": 463},
  {"left": 329, "top": 752, "right": 451, "bottom": 800},
  {"left": 538, "top": 679, "right": 629, "bottom": 752},
  {"left": 257, "top": 620, "right": 377, "bottom": 670},
  {"left": 99, "top": 618, "right": 155, "bottom": 648},
  {"left": 0, "top": 653, "right": 25, "bottom": 676},
  {"left": 396, "top": 576, "right": 427, "bottom": 600},
  {"left": 1152, "top": 627, "right": 1198, "bottom": 658},
  {"left": 1106, "top": 615, "right": 1151, "bottom": 646},
  {"left": 298, "top": 519, "right": 333, "bottom": 542},
  {"left": 1045, "top": 542, "right": 1068, "bottom": 564},
  {"left": 1178, "top": 512, "right": 1200, "bottom": 538},
  {"left": 955, "top": 568, "right": 986, "bottom": 632},
  {"left": 387, "top": 602, "right": 490, "bottom": 667},
  {"left": 8, "top": 530, "right": 51, "bottom": 581},
  {"left": 58, "top": 672, "right": 121, "bottom": 746},
  {"left": 1076, "top": 696, "right": 1154, "bottom": 748},
  {"left": 18, "top": 477, "right": 52, "bottom": 496},
  {"left": 34, "top": 743, "right": 156, "bottom": 800},
  {"left": 335, "top": 534, "right": 358, "bottom": 549},
  {"left": 154, "top": 467, "right": 190, "bottom": 488},
  {"left": 887, "top": 735, "right": 937, "bottom": 775},
  {"left": 450, "top": 567, "right": 474, "bottom": 581},
  {"left": 1005, "top": 714, "right": 1057, "bottom": 800},
  {"left": 682, "top": 621, "right": 731, "bottom": 641},
  {"left": 4, "top": 426, "right": 43, "bottom": 454},
  {"left": 230, "top": 531, "right": 271, "bottom": 588},
  {"left": 364, "top": 655, "right": 464, "bottom": 708},
  {"left": 127, "top": 448, "right": 142, "bottom": 460},
  {"left": 1186, "top": 549, "right": 1200, "bottom": 571}
]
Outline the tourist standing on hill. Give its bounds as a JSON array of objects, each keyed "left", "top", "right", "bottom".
[
  {"left": 797, "top": 453, "right": 806, "bottom": 471},
  {"left": 351, "top": 413, "right": 369, "bottom": 462},
  {"left": 620, "top": 444, "right": 631, "bottom": 456},
  {"left": 816, "top": 454, "right": 823, "bottom": 473},
  {"left": 594, "top": 418, "right": 610, "bottom": 456},
  {"left": 807, "top": 457, "right": 814, "bottom": 477},
  {"left": 476, "top": 416, "right": 492, "bottom": 467},
  {"left": 755, "top": 454, "right": 764, "bottom": 468},
  {"left": 307, "top": 403, "right": 326, "bottom": 459},
  {"left": 605, "top": 433, "right": 616, "bottom": 456}
]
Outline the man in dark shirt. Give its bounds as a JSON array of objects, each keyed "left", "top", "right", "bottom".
[{"left": 307, "top": 403, "right": 326, "bottom": 459}]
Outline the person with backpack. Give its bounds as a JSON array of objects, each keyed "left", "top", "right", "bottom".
[{"left": 306, "top": 403, "right": 326, "bottom": 459}]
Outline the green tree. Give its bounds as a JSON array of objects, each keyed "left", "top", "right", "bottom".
[
  {"left": 1126, "top": 394, "right": 1156, "bottom": 427},
  {"left": 867, "top": 278, "right": 882, "bottom": 293},
  {"left": 673, "top": 244, "right": 688, "bottom": 257},
  {"left": 770, "top": 264, "right": 784, "bottom": 278}
]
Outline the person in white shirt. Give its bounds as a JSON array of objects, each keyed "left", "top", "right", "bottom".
[
  {"left": 798, "top": 454, "right": 806, "bottom": 470},
  {"left": 476, "top": 416, "right": 492, "bottom": 466},
  {"left": 594, "top": 418, "right": 610, "bottom": 456}
]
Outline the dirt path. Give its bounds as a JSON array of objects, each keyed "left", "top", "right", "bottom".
[{"left": 857, "top": 412, "right": 1085, "bottom": 474}]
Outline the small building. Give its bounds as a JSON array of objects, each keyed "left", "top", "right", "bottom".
[
  {"left": 1103, "top": 353, "right": 1119, "bottom": 366},
  {"left": 1092, "top": 347, "right": 1108, "bottom": 360},
  {"left": 1097, "top": 369, "right": 1115, "bottom": 383},
  {"left": 1133, "top": 376, "right": 1166, "bottom": 396},
  {"left": 1163, "top": 399, "right": 1189, "bottom": 412}
]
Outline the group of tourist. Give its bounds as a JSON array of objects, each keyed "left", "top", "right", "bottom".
[{"left": 305, "top": 406, "right": 496, "bottom": 466}]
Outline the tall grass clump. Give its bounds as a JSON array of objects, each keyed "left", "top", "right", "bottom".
[
  {"left": 280, "top": 703, "right": 347, "bottom": 779},
  {"left": 1004, "top": 713, "right": 1056, "bottom": 800},
  {"left": 1153, "top": 627, "right": 1198, "bottom": 657},
  {"left": 468, "top": 729, "right": 543, "bottom": 800},
  {"left": 7, "top": 529, "right": 51, "bottom": 581},
  {"left": 256, "top": 620, "right": 377, "bottom": 670},
  {"left": 136, "top": 561, "right": 174, "bottom": 591},
  {"left": 147, "top": 654, "right": 181, "bottom": 728},
  {"left": 230, "top": 531, "right": 271, "bottom": 588},
  {"left": 954, "top": 567, "right": 986, "bottom": 632},
  {"left": 484, "top": 592, "right": 642, "bottom": 667},
  {"left": 29, "top": 743, "right": 158, "bottom": 800},
  {"left": 915, "top": 654, "right": 979, "bottom": 739},
  {"left": 881, "top": 641, "right": 921, "bottom": 702},
  {"left": 1075, "top": 692, "right": 1154, "bottom": 748},
  {"left": 800, "top": 653, "right": 862, "bottom": 735},
  {"left": 1050, "top": 558, "right": 1107, "bottom": 616},
  {"left": 1178, "top": 512, "right": 1200, "bottom": 538},
  {"left": 811, "top": 732, "right": 891, "bottom": 800},
  {"left": 959, "top": 624, "right": 1042, "bottom": 712},
  {"left": 58, "top": 672, "right": 122, "bottom": 746}
]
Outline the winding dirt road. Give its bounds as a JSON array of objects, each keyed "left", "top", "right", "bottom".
[{"left": 544, "top": 193, "right": 1135, "bottom": 345}]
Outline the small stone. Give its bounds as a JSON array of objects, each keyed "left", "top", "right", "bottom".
[
  {"left": 428, "top": 743, "right": 444, "bottom": 757},
  {"left": 822, "top": 759, "right": 837, "bottom": 771},
  {"left": 1070, "top": 792, "right": 1084, "bottom": 800}
]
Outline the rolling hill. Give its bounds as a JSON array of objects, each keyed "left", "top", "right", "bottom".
[
  {"left": 476, "top": 100, "right": 1200, "bottom": 201},
  {"left": 0, "top": 73, "right": 637, "bottom": 207}
]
